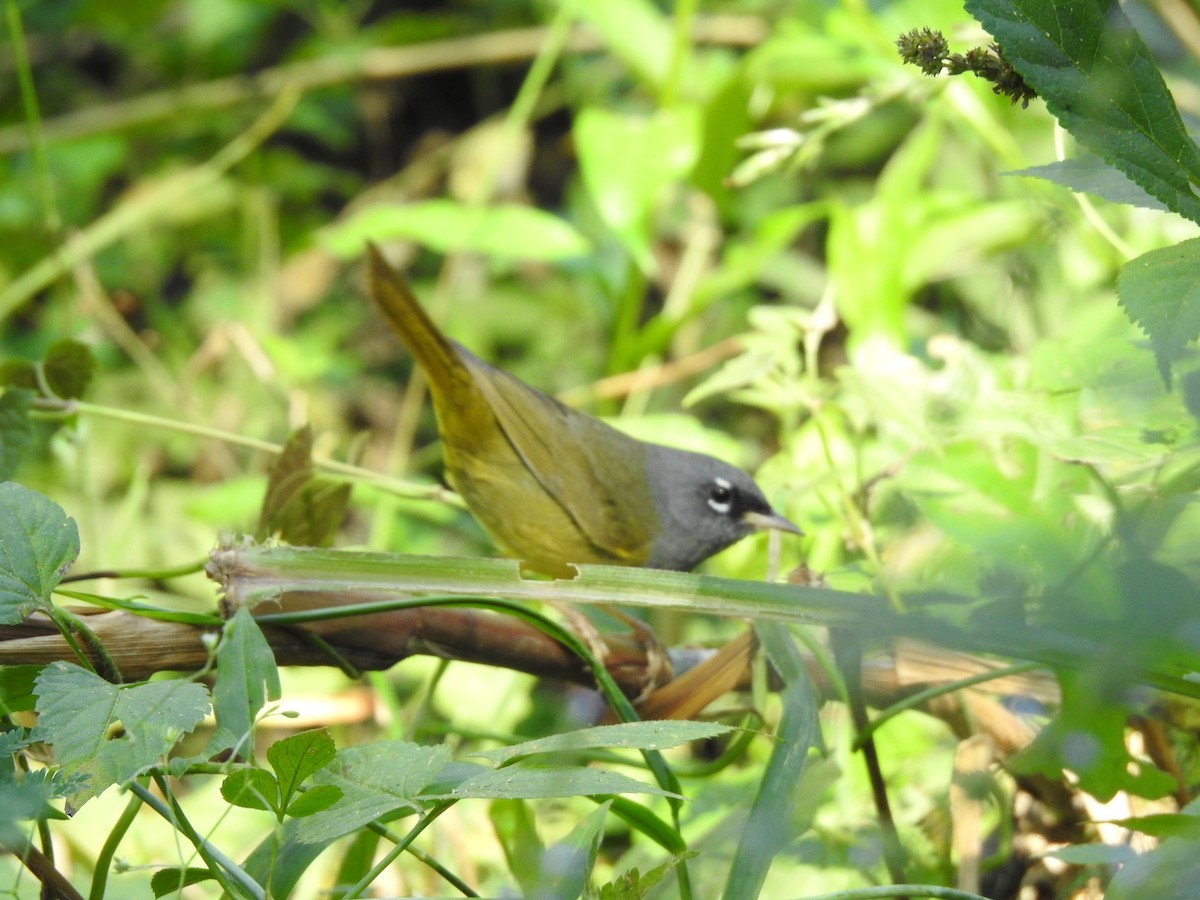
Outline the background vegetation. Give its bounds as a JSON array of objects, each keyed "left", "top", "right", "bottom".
[{"left": 3, "top": 0, "right": 1200, "bottom": 897}]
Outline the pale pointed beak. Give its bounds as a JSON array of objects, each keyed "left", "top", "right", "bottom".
[{"left": 742, "top": 509, "right": 803, "bottom": 536}]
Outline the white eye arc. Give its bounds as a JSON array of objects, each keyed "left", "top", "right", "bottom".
[{"left": 707, "top": 477, "right": 734, "bottom": 515}]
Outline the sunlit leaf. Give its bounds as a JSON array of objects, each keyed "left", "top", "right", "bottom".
[
  {"left": 968, "top": 0, "right": 1200, "bottom": 222},
  {"left": 322, "top": 200, "right": 590, "bottom": 262},
  {"left": 0, "top": 482, "right": 80, "bottom": 624},
  {"left": 33, "top": 663, "right": 210, "bottom": 805}
]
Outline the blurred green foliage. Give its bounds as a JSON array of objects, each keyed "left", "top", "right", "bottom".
[{"left": 5, "top": 0, "right": 1200, "bottom": 896}]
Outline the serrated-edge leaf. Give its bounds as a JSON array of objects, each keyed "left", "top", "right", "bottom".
[
  {"left": 295, "top": 741, "right": 452, "bottom": 844},
  {"left": 32, "top": 662, "right": 210, "bottom": 803},
  {"left": 966, "top": 0, "right": 1200, "bottom": 223},
  {"left": 220, "top": 768, "right": 280, "bottom": 813},
  {"left": 0, "top": 482, "right": 80, "bottom": 624},
  {"left": 268, "top": 728, "right": 336, "bottom": 807},
  {"left": 424, "top": 765, "right": 682, "bottom": 801},
  {"left": 474, "top": 720, "right": 733, "bottom": 764},
  {"left": 1116, "top": 237, "right": 1200, "bottom": 382},
  {"left": 1008, "top": 157, "right": 1169, "bottom": 211}
]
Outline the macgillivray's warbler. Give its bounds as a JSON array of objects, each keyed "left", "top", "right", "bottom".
[{"left": 366, "top": 243, "right": 800, "bottom": 578}]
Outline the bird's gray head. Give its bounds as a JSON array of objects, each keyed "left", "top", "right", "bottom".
[{"left": 641, "top": 444, "right": 800, "bottom": 572}]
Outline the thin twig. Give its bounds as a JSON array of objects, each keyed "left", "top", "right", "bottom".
[{"left": 0, "top": 17, "right": 767, "bottom": 156}]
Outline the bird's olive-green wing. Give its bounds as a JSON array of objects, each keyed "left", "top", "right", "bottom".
[{"left": 464, "top": 354, "right": 656, "bottom": 562}]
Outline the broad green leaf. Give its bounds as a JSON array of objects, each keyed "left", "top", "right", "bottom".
[
  {"left": 473, "top": 720, "right": 732, "bottom": 764},
  {"left": 1117, "top": 238, "right": 1200, "bottom": 384},
  {"left": 574, "top": 106, "right": 702, "bottom": 273},
  {"left": 424, "top": 765, "right": 681, "bottom": 801},
  {"left": 205, "top": 606, "right": 281, "bottom": 758},
  {"left": 1011, "top": 668, "right": 1175, "bottom": 802},
  {"left": 490, "top": 799, "right": 544, "bottom": 897},
  {"left": 0, "top": 664, "right": 40, "bottom": 713},
  {"left": 321, "top": 200, "right": 590, "bottom": 261},
  {"left": 1114, "top": 813, "right": 1200, "bottom": 841},
  {"left": 1107, "top": 837, "right": 1200, "bottom": 900},
  {"left": 0, "top": 482, "right": 80, "bottom": 624},
  {"left": 295, "top": 741, "right": 452, "bottom": 843},
  {"left": 725, "top": 623, "right": 821, "bottom": 899},
  {"left": 285, "top": 784, "right": 342, "bottom": 818},
  {"left": 596, "top": 853, "right": 695, "bottom": 899},
  {"left": 966, "top": 0, "right": 1200, "bottom": 223},
  {"left": 42, "top": 339, "right": 95, "bottom": 400},
  {"left": 150, "top": 868, "right": 215, "bottom": 898},
  {"left": 32, "top": 663, "right": 210, "bottom": 804},
  {"left": 0, "top": 390, "right": 33, "bottom": 480},
  {"left": 1044, "top": 843, "right": 1138, "bottom": 866},
  {"left": 1010, "top": 157, "right": 1168, "bottom": 211},
  {"left": 559, "top": 0, "right": 673, "bottom": 90},
  {"left": 268, "top": 728, "right": 336, "bottom": 809},
  {"left": 242, "top": 817, "right": 331, "bottom": 899},
  {"left": 220, "top": 767, "right": 280, "bottom": 813},
  {"left": 535, "top": 801, "right": 610, "bottom": 900}
]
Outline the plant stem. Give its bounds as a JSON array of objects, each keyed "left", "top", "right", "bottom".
[
  {"left": 135, "top": 777, "right": 266, "bottom": 900},
  {"left": 89, "top": 792, "right": 143, "bottom": 900}
]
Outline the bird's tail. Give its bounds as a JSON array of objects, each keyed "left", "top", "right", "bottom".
[{"left": 365, "top": 242, "right": 462, "bottom": 389}]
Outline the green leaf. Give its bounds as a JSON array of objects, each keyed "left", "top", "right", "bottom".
[
  {"left": 424, "top": 765, "right": 682, "bottom": 801},
  {"left": 32, "top": 663, "right": 210, "bottom": 804},
  {"left": 284, "top": 784, "right": 342, "bottom": 818},
  {"left": 294, "top": 741, "right": 452, "bottom": 844},
  {"left": 1010, "top": 157, "right": 1168, "bottom": 211},
  {"left": 241, "top": 817, "right": 331, "bottom": 899},
  {"left": 1046, "top": 842, "right": 1138, "bottom": 866},
  {"left": 473, "top": 720, "right": 732, "bottom": 764},
  {"left": 596, "top": 853, "right": 695, "bottom": 899},
  {"left": 0, "top": 664, "right": 40, "bottom": 713},
  {"left": 726, "top": 623, "right": 821, "bottom": 898},
  {"left": 0, "top": 360, "right": 38, "bottom": 390},
  {"left": 574, "top": 106, "right": 702, "bottom": 273},
  {"left": 966, "top": 0, "right": 1200, "bottom": 223},
  {"left": 490, "top": 799, "right": 545, "bottom": 897},
  {"left": 220, "top": 768, "right": 280, "bottom": 813},
  {"left": 0, "top": 767, "right": 64, "bottom": 847},
  {"left": 268, "top": 728, "right": 336, "bottom": 810},
  {"left": 0, "top": 390, "right": 33, "bottom": 481},
  {"left": 1011, "top": 668, "right": 1176, "bottom": 802},
  {"left": 41, "top": 339, "right": 96, "bottom": 400},
  {"left": 1117, "top": 238, "right": 1200, "bottom": 384},
  {"left": 0, "top": 482, "right": 80, "bottom": 625},
  {"left": 1107, "top": 837, "right": 1200, "bottom": 900},
  {"left": 256, "top": 426, "right": 349, "bottom": 547},
  {"left": 559, "top": 0, "right": 673, "bottom": 90},
  {"left": 205, "top": 606, "right": 281, "bottom": 758},
  {"left": 150, "top": 867, "right": 215, "bottom": 897},
  {"left": 1115, "top": 813, "right": 1200, "bottom": 841},
  {"left": 536, "top": 801, "right": 610, "bottom": 900},
  {"left": 321, "top": 200, "right": 590, "bottom": 261}
]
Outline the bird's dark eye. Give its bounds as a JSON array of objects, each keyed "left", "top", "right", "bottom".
[{"left": 707, "top": 478, "right": 734, "bottom": 515}]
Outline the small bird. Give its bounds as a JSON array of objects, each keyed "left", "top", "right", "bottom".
[{"left": 366, "top": 244, "right": 799, "bottom": 577}]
